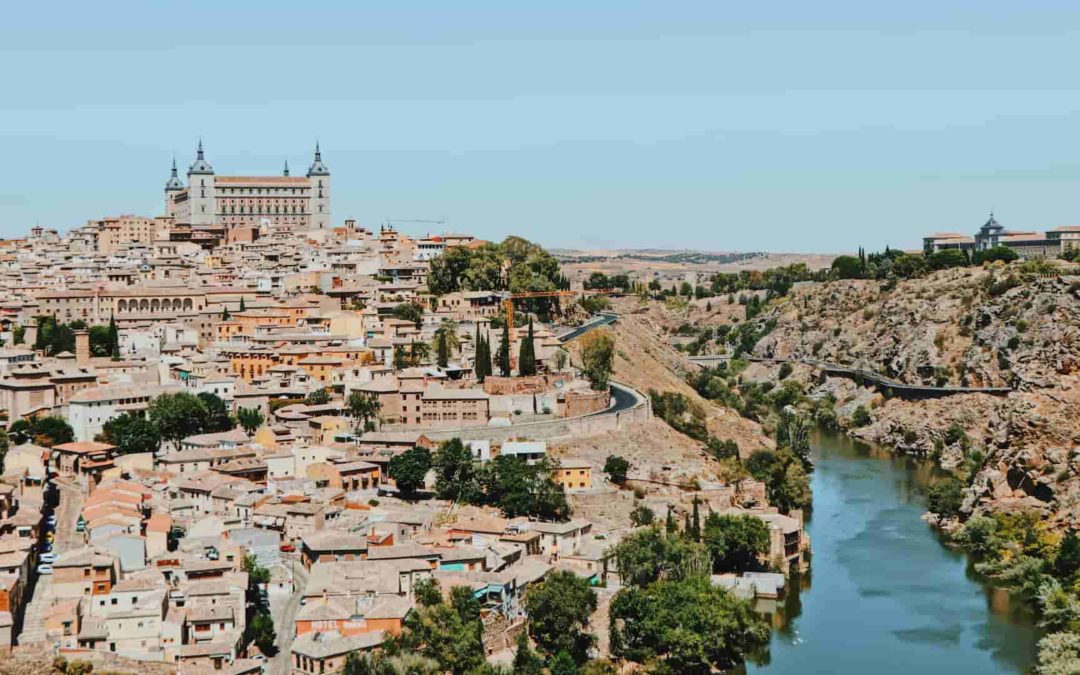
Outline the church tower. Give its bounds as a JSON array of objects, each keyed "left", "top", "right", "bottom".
[
  {"left": 164, "top": 157, "right": 184, "bottom": 218},
  {"left": 306, "top": 142, "right": 331, "bottom": 229},
  {"left": 187, "top": 139, "right": 216, "bottom": 226}
]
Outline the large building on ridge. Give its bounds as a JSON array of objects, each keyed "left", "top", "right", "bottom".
[{"left": 165, "top": 141, "right": 331, "bottom": 230}]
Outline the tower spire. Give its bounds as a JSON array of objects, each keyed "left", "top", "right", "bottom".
[
  {"left": 197, "top": 138, "right": 205, "bottom": 160},
  {"left": 284, "top": 159, "right": 290, "bottom": 177},
  {"left": 314, "top": 141, "right": 321, "bottom": 160}
]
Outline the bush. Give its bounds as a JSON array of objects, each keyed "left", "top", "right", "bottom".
[
  {"left": 778, "top": 362, "right": 793, "bottom": 380},
  {"left": 851, "top": 405, "right": 871, "bottom": 427},
  {"left": 604, "top": 455, "right": 630, "bottom": 486},
  {"left": 926, "top": 477, "right": 965, "bottom": 519}
]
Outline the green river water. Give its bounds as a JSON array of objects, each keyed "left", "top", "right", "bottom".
[{"left": 745, "top": 428, "right": 1041, "bottom": 674}]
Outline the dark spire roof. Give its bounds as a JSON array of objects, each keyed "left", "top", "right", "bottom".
[
  {"left": 982, "top": 211, "right": 1003, "bottom": 232},
  {"left": 284, "top": 159, "right": 290, "bottom": 177},
  {"left": 188, "top": 138, "right": 214, "bottom": 175},
  {"left": 165, "top": 156, "right": 184, "bottom": 191},
  {"left": 307, "top": 141, "right": 329, "bottom": 177}
]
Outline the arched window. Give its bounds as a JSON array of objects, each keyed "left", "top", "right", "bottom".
[
  {"left": 183, "top": 299, "right": 193, "bottom": 311},
  {"left": 118, "top": 300, "right": 127, "bottom": 312},
  {"left": 151, "top": 299, "right": 160, "bottom": 312},
  {"left": 139, "top": 299, "right": 149, "bottom": 311}
]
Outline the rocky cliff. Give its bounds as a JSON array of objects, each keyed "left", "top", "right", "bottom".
[{"left": 749, "top": 265, "right": 1080, "bottom": 527}]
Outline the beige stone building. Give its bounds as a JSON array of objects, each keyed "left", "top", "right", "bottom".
[{"left": 165, "top": 141, "right": 331, "bottom": 230}]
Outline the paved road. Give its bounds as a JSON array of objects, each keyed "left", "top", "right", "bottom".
[
  {"left": 556, "top": 313, "right": 618, "bottom": 343},
  {"left": 267, "top": 557, "right": 308, "bottom": 675},
  {"left": 19, "top": 478, "right": 84, "bottom": 645}
]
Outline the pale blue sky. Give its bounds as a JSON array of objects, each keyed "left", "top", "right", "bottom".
[{"left": 3, "top": 1, "right": 1080, "bottom": 252}]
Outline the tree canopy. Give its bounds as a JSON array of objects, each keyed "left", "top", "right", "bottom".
[
  {"left": 523, "top": 570, "right": 598, "bottom": 662},
  {"left": 99, "top": 413, "right": 161, "bottom": 455},
  {"left": 388, "top": 446, "right": 431, "bottom": 498},
  {"left": 580, "top": 330, "right": 614, "bottom": 392}
]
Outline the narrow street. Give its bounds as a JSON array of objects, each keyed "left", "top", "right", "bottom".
[
  {"left": 18, "top": 478, "right": 84, "bottom": 645},
  {"left": 267, "top": 555, "right": 308, "bottom": 675}
]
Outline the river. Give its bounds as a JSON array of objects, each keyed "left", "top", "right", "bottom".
[{"left": 746, "top": 428, "right": 1041, "bottom": 674}]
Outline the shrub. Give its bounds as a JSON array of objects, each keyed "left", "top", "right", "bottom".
[
  {"left": 851, "top": 405, "right": 871, "bottom": 427},
  {"left": 926, "top": 477, "right": 965, "bottom": 519}
]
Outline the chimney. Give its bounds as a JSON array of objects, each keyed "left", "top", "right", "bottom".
[{"left": 75, "top": 329, "right": 90, "bottom": 365}]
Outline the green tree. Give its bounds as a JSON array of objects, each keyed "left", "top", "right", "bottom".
[
  {"left": 851, "top": 405, "right": 871, "bottom": 427},
  {"left": 831, "top": 255, "right": 863, "bottom": 279},
  {"left": 389, "top": 447, "right": 431, "bottom": 498},
  {"left": 776, "top": 410, "right": 812, "bottom": 471},
  {"left": 0, "top": 427, "right": 8, "bottom": 473},
  {"left": 196, "top": 392, "right": 234, "bottom": 433},
  {"left": 512, "top": 631, "right": 544, "bottom": 675},
  {"left": 236, "top": 407, "right": 265, "bottom": 436},
  {"left": 745, "top": 448, "right": 812, "bottom": 514},
  {"left": 690, "top": 498, "right": 702, "bottom": 542},
  {"left": 391, "top": 585, "right": 486, "bottom": 674},
  {"left": 346, "top": 390, "right": 382, "bottom": 436},
  {"left": 496, "top": 321, "right": 511, "bottom": 376},
  {"left": 108, "top": 313, "right": 120, "bottom": 359},
  {"left": 10, "top": 416, "right": 75, "bottom": 448},
  {"left": 473, "top": 325, "right": 489, "bottom": 382},
  {"left": 304, "top": 388, "right": 330, "bottom": 406},
  {"left": 611, "top": 527, "right": 710, "bottom": 587},
  {"left": 392, "top": 302, "right": 424, "bottom": 328},
  {"left": 523, "top": 570, "right": 597, "bottom": 662},
  {"left": 100, "top": 413, "right": 160, "bottom": 456},
  {"left": 609, "top": 576, "right": 770, "bottom": 673},
  {"left": 239, "top": 296, "right": 247, "bottom": 312},
  {"left": 88, "top": 325, "right": 112, "bottom": 357},
  {"left": 393, "top": 344, "right": 408, "bottom": 371},
  {"left": 630, "top": 504, "right": 655, "bottom": 527},
  {"left": 436, "top": 329, "right": 449, "bottom": 368},
  {"left": 148, "top": 392, "right": 208, "bottom": 451},
  {"left": 702, "top": 513, "right": 769, "bottom": 573},
  {"left": 926, "top": 477, "right": 965, "bottom": 519},
  {"left": 414, "top": 578, "right": 443, "bottom": 607},
  {"left": 518, "top": 317, "right": 537, "bottom": 376},
  {"left": 432, "top": 438, "right": 480, "bottom": 502},
  {"left": 1055, "top": 530, "right": 1080, "bottom": 580},
  {"left": 603, "top": 455, "right": 629, "bottom": 486},
  {"left": 248, "top": 610, "right": 276, "bottom": 656},
  {"left": 242, "top": 552, "right": 271, "bottom": 585},
  {"left": 580, "top": 330, "right": 614, "bottom": 391},
  {"left": 548, "top": 651, "right": 580, "bottom": 675}
]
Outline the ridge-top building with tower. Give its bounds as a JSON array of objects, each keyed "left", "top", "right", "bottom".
[{"left": 164, "top": 141, "right": 331, "bottom": 232}]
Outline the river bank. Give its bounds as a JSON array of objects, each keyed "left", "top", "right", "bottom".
[{"left": 744, "top": 427, "right": 1040, "bottom": 674}]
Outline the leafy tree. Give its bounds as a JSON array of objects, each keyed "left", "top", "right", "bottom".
[
  {"left": 523, "top": 570, "right": 597, "bottom": 662},
  {"left": 248, "top": 609, "right": 276, "bottom": 656},
  {"left": 831, "top": 255, "right": 864, "bottom": 279},
  {"left": 580, "top": 330, "right": 614, "bottom": 391},
  {"left": 196, "top": 392, "right": 234, "bottom": 433},
  {"left": 1037, "top": 631, "right": 1080, "bottom": 675},
  {"left": 393, "top": 344, "right": 408, "bottom": 371},
  {"left": 609, "top": 576, "right": 769, "bottom": 673},
  {"left": 850, "top": 405, "right": 871, "bottom": 427},
  {"left": 408, "top": 341, "right": 430, "bottom": 367},
  {"left": 745, "top": 448, "right": 811, "bottom": 513},
  {"left": 0, "top": 427, "right": 8, "bottom": 473},
  {"left": 392, "top": 302, "right": 424, "bottom": 328},
  {"left": 611, "top": 527, "right": 710, "bottom": 587},
  {"left": 496, "top": 321, "right": 511, "bottom": 377},
  {"left": 1055, "top": 530, "right": 1080, "bottom": 580},
  {"left": 88, "top": 325, "right": 113, "bottom": 357},
  {"left": 414, "top": 578, "right": 443, "bottom": 607},
  {"left": 702, "top": 513, "right": 769, "bottom": 573},
  {"left": 512, "top": 631, "right": 544, "bottom": 675},
  {"left": 518, "top": 317, "right": 537, "bottom": 376},
  {"left": 926, "top": 477, "right": 965, "bottom": 519},
  {"left": 10, "top": 416, "right": 75, "bottom": 448},
  {"left": 630, "top": 504, "right": 655, "bottom": 527},
  {"left": 346, "top": 391, "right": 382, "bottom": 436},
  {"left": 390, "top": 585, "right": 486, "bottom": 674},
  {"left": 548, "top": 651, "right": 580, "bottom": 675},
  {"left": 553, "top": 348, "right": 568, "bottom": 372},
  {"left": 148, "top": 392, "right": 208, "bottom": 450},
  {"left": 100, "top": 413, "right": 160, "bottom": 455},
  {"left": 389, "top": 446, "right": 431, "bottom": 497},
  {"left": 236, "top": 407, "right": 265, "bottom": 436},
  {"left": 304, "top": 388, "right": 330, "bottom": 406},
  {"left": 432, "top": 438, "right": 481, "bottom": 502},
  {"left": 775, "top": 410, "right": 812, "bottom": 471},
  {"left": 603, "top": 455, "right": 630, "bottom": 486},
  {"left": 690, "top": 498, "right": 702, "bottom": 542},
  {"left": 242, "top": 552, "right": 271, "bottom": 585}
]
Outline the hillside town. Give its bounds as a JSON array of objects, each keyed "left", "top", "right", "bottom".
[{"left": 0, "top": 145, "right": 808, "bottom": 674}]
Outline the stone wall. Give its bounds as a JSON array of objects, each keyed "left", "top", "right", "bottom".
[{"left": 425, "top": 381, "right": 649, "bottom": 443}]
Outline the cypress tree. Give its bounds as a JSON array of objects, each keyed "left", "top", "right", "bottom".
[
  {"left": 436, "top": 330, "right": 449, "bottom": 369},
  {"left": 518, "top": 317, "right": 536, "bottom": 376},
  {"left": 691, "top": 498, "right": 701, "bottom": 541},
  {"left": 665, "top": 506, "right": 677, "bottom": 535},
  {"left": 239, "top": 296, "right": 246, "bottom": 312},
  {"left": 497, "top": 321, "right": 511, "bottom": 377},
  {"left": 108, "top": 313, "right": 120, "bottom": 360}
]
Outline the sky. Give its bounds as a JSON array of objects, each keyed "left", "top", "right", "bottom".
[{"left": 3, "top": 1, "right": 1080, "bottom": 253}]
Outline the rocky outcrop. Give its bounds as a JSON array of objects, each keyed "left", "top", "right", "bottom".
[{"left": 748, "top": 265, "right": 1080, "bottom": 527}]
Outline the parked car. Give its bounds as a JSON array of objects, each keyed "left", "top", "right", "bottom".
[
  {"left": 36, "top": 564, "right": 53, "bottom": 575},
  {"left": 280, "top": 543, "right": 296, "bottom": 553},
  {"left": 39, "top": 553, "right": 56, "bottom": 564}
]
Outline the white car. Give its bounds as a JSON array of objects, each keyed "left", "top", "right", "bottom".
[{"left": 36, "top": 564, "right": 53, "bottom": 575}]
